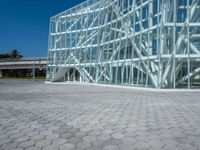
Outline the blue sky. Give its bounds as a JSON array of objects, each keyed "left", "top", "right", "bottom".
[{"left": 0, "top": 0, "right": 85, "bottom": 57}]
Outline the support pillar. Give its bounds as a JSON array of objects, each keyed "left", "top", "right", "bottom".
[
  {"left": 80, "top": 76, "right": 82, "bottom": 82},
  {"left": 73, "top": 68, "right": 75, "bottom": 82},
  {"left": 0, "top": 70, "right": 2, "bottom": 78},
  {"left": 32, "top": 62, "right": 35, "bottom": 81},
  {"left": 67, "top": 69, "right": 70, "bottom": 82}
]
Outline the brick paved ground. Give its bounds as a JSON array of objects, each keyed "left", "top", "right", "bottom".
[{"left": 0, "top": 80, "right": 200, "bottom": 150}]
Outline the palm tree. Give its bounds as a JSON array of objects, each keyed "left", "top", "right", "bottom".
[
  {"left": 9, "top": 50, "right": 23, "bottom": 59},
  {"left": 0, "top": 53, "right": 9, "bottom": 59},
  {"left": 0, "top": 50, "right": 23, "bottom": 60}
]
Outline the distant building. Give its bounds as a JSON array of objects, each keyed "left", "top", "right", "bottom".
[
  {"left": 47, "top": 0, "right": 200, "bottom": 89},
  {"left": 0, "top": 58, "right": 46, "bottom": 79}
]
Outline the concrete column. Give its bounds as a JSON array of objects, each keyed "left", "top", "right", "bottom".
[
  {"left": 0, "top": 70, "right": 2, "bottom": 78},
  {"left": 80, "top": 76, "right": 82, "bottom": 82},
  {"left": 73, "top": 68, "right": 75, "bottom": 82},
  {"left": 32, "top": 63, "right": 35, "bottom": 81},
  {"left": 67, "top": 69, "right": 70, "bottom": 82}
]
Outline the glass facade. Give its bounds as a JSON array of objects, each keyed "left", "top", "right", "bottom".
[{"left": 47, "top": 0, "right": 200, "bottom": 89}]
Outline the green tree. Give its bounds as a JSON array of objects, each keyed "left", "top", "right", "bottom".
[
  {"left": 0, "top": 53, "right": 9, "bottom": 59},
  {"left": 0, "top": 49, "right": 23, "bottom": 60}
]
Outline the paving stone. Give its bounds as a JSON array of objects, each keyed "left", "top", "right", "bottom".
[
  {"left": 104, "top": 138, "right": 122, "bottom": 145},
  {"left": 87, "top": 146, "right": 102, "bottom": 150},
  {"left": 48, "top": 126, "right": 60, "bottom": 131},
  {"left": 83, "top": 135, "right": 96, "bottom": 142},
  {"left": 171, "top": 131, "right": 186, "bottom": 138},
  {"left": 103, "top": 145, "right": 119, "bottom": 150},
  {"left": 15, "top": 136, "right": 29, "bottom": 143},
  {"left": 97, "top": 134, "right": 110, "bottom": 141},
  {"left": 74, "top": 132, "right": 87, "bottom": 138},
  {"left": 1, "top": 142, "right": 18, "bottom": 149},
  {"left": 119, "top": 143, "right": 134, "bottom": 150},
  {"left": 121, "top": 137, "right": 136, "bottom": 144},
  {"left": 60, "top": 143, "right": 75, "bottom": 150},
  {"left": 111, "top": 133, "right": 124, "bottom": 139},
  {"left": 67, "top": 137, "right": 82, "bottom": 144},
  {"left": 148, "top": 140, "right": 165, "bottom": 149},
  {"left": 53, "top": 129, "right": 68, "bottom": 134},
  {"left": 80, "top": 127, "right": 92, "bottom": 132},
  {"left": 102, "top": 130, "right": 113, "bottom": 135},
  {"left": 25, "top": 146, "right": 42, "bottom": 150},
  {"left": 149, "top": 145, "right": 164, "bottom": 150},
  {"left": 52, "top": 138, "right": 67, "bottom": 145},
  {"left": 20, "top": 128, "right": 34, "bottom": 135},
  {"left": 6, "top": 129, "right": 20, "bottom": 135},
  {"left": 9, "top": 133, "right": 24, "bottom": 139},
  {"left": 45, "top": 134, "right": 59, "bottom": 140},
  {"left": 162, "top": 144, "right": 180, "bottom": 150},
  {"left": 60, "top": 133, "right": 73, "bottom": 139},
  {"left": 1, "top": 81, "right": 200, "bottom": 150},
  {"left": 9, "top": 148, "right": 23, "bottom": 150},
  {"left": 135, "top": 135, "right": 150, "bottom": 142},
  {"left": 0, "top": 138, "right": 12, "bottom": 145},
  {"left": 0, "top": 134, "right": 8, "bottom": 139},
  {"left": 177, "top": 144, "right": 198, "bottom": 150},
  {"left": 161, "top": 139, "right": 179, "bottom": 146},
  {"left": 88, "top": 131, "right": 101, "bottom": 136},
  {"left": 31, "top": 135, "right": 45, "bottom": 141},
  {"left": 35, "top": 139, "right": 51, "bottom": 147},
  {"left": 18, "top": 141, "right": 35, "bottom": 148},
  {"left": 66, "top": 128, "right": 79, "bottom": 134},
  {"left": 133, "top": 141, "right": 151, "bottom": 149},
  {"left": 42, "top": 144, "right": 59, "bottom": 150},
  {"left": 92, "top": 140, "right": 104, "bottom": 148},
  {"left": 39, "top": 130, "right": 52, "bottom": 136},
  {"left": 77, "top": 141, "right": 91, "bottom": 149},
  {"left": 25, "top": 131, "right": 39, "bottom": 137}
]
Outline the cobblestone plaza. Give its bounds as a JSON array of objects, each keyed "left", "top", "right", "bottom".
[
  {"left": 47, "top": 0, "right": 200, "bottom": 89},
  {"left": 0, "top": 80, "right": 200, "bottom": 150}
]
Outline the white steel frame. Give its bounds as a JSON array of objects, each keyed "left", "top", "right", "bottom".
[{"left": 47, "top": 0, "right": 200, "bottom": 89}]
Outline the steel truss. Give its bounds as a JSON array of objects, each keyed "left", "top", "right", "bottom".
[{"left": 47, "top": 0, "right": 200, "bottom": 89}]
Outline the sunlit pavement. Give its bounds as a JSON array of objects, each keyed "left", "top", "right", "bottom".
[{"left": 0, "top": 80, "right": 200, "bottom": 150}]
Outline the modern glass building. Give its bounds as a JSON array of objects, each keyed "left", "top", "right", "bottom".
[{"left": 47, "top": 0, "right": 200, "bottom": 89}]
